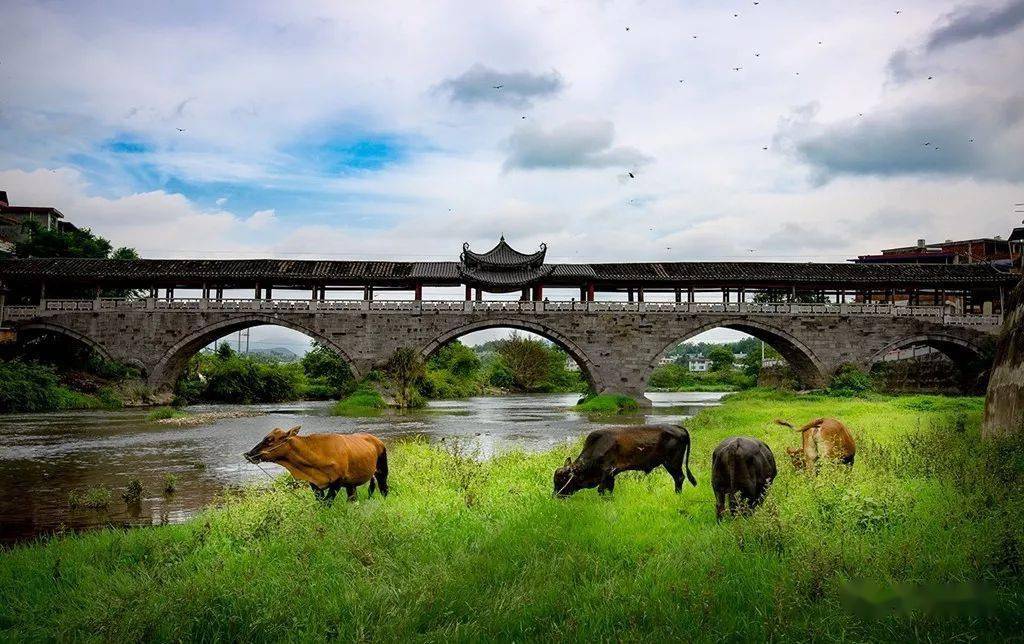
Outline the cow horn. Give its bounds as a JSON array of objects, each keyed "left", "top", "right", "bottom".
[{"left": 287, "top": 426, "right": 301, "bottom": 436}]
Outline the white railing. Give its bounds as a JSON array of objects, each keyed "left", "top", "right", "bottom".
[{"left": 0, "top": 298, "right": 1004, "bottom": 328}]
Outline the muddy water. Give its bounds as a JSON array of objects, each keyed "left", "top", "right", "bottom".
[{"left": 0, "top": 392, "right": 725, "bottom": 543}]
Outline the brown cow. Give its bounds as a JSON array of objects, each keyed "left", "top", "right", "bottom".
[
  {"left": 244, "top": 426, "right": 388, "bottom": 502},
  {"left": 775, "top": 417, "right": 855, "bottom": 469},
  {"left": 553, "top": 424, "right": 696, "bottom": 497}
]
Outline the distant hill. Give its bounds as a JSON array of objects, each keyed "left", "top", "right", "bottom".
[{"left": 244, "top": 347, "right": 300, "bottom": 363}]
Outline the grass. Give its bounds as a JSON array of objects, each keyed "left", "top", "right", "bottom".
[
  {"left": 66, "top": 486, "right": 113, "bottom": 510},
  {"left": 331, "top": 385, "right": 387, "bottom": 416},
  {"left": 146, "top": 406, "right": 187, "bottom": 421},
  {"left": 2, "top": 389, "right": 1023, "bottom": 641},
  {"left": 574, "top": 392, "right": 642, "bottom": 413}
]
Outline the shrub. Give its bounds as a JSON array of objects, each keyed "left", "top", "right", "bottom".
[
  {"left": 828, "top": 364, "right": 874, "bottom": 396},
  {"left": 121, "top": 479, "right": 144, "bottom": 504},
  {"left": 332, "top": 384, "right": 387, "bottom": 415},
  {"left": 163, "top": 474, "right": 178, "bottom": 495},
  {"left": 147, "top": 407, "right": 185, "bottom": 421},
  {"left": 67, "top": 486, "right": 112, "bottom": 509},
  {"left": 575, "top": 393, "right": 641, "bottom": 413}
]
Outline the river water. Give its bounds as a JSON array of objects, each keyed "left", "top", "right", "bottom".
[{"left": 0, "top": 392, "right": 724, "bottom": 544}]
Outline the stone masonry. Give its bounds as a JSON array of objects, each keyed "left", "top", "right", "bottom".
[{"left": 10, "top": 303, "right": 1000, "bottom": 404}]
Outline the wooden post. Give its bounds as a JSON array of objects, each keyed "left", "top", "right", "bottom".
[
  {"left": 628, "top": 288, "right": 634, "bottom": 303},
  {"left": 414, "top": 283, "right": 423, "bottom": 301},
  {"left": 216, "top": 287, "right": 223, "bottom": 301},
  {"left": 687, "top": 287, "right": 694, "bottom": 303},
  {"left": 255, "top": 284, "right": 261, "bottom": 300},
  {"left": 475, "top": 288, "right": 482, "bottom": 302},
  {"left": 723, "top": 288, "right": 730, "bottom": 303},
  {"left": 532, "top": 284, "right": 543, "bottom": 301},
  {"left": 587, "top": 283, "right": 595, "bottom": 302},
  {"left": 265, "top": 286, "right": 273, "bottom": 300},
  {"left": 40, "top": 281, "right": 46, "bottom": 302},
  {"left": 637, "top": 288, "right": 644, "bottom": 303},
  {"left": 674, "top": 287, "right": 681, "bottom": 303},
  {"left": 319, "top": 286, "right": 326, "bottom": 301},
  {"left": 465, "top": 284, "right": 472, "bottom": 301},
  {"left": 521, "top": 287, "right": 529, "bottom": 302},
  {"left": 579, "top": 286, "right": 587, "bottom": 301}
]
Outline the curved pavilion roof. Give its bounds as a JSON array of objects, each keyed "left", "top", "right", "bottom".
[{"left": 458, "top": 238, "right": 550, "bottom": 291}]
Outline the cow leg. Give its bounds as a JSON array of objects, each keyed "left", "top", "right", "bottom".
[
  {"left": 664, "top": 461, "right": 684, "bottom": 493},
  {"left": 368, "top": 477, "right": 377, "bottom": 497},
  {"left": 310, "top": 484, "right": 327, "bottom": 502},
  {"left": 597, "top": 471, "right": 616, "bottom": 495},
  {"left": 715, "top": 491, "right": 726, "bottom": 522},
  {"left": 324, "top": 483, "right": 341, "bottom": 504},
  {"left": 345, "top": 485, "right": 358, "bottom": 502}
]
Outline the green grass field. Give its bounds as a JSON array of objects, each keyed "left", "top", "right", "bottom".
[{"left": 2, "top": 390, "right": 1022, "bottom": 641}]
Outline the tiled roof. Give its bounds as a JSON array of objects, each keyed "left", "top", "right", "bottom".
[
  {"left": 461, "top": 238, "right": 546, "bottom": 269},
  {"left": 0, "top": 258, "right": 1014, "bottom": 288}
]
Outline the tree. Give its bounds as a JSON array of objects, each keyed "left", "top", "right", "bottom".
[
  {"left": 708, "top": 346, "right": 735, "bottom": 372},
  {"left": 301, "top": 342, "right": 353, "bottom": 393},
  {"left": 385, "top": 347, "right": 426, "bottom": 408},
  {"left": 428, "top": 341, "right": 481, "bottom": 379},
  {"left": 216, "top": 341, "right": 234, "bottom": 360},
  {"left": 495, "top": 332, "right": 552, "bottom": 391}
]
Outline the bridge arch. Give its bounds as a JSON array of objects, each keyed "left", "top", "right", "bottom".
[
  {"left": 421, "top": 318, "right": 599, "bottom": 391},
  {"left": 148, "top": 315, "right": 360, "bottom": 394},
  {"left": 15, "top": 322, "right": 118, "bottom": 365},
  {"left": 647, "top": 318, "right": 829, "bottom": 389},
  {"left": 866, "top": 332, "right": 990, "bottom": 393}
]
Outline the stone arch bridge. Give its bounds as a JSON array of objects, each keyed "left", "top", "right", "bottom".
[{"left": 3, "top": 299, "right": 1002, "bottom": 402}]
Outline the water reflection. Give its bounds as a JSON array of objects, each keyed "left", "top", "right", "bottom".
[{"left": 0, "top": 392, "right": 725, "bottom": 543}]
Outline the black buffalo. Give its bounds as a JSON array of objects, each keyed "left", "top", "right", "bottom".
[
  {"left": 553, "top": 424, "right": 697, "bottom": 497},
  {"left": 711, "top": 436, "right": 777, "bottom": 520}
]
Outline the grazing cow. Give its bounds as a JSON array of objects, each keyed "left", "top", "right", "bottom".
[
  {"left": 775, "top": 417, "right": 855, "bottom": 469},
  {"left": 244, "top": 426, "right": 388, "bottom": 502},
  {"left": 553, "top": 424, "right": 697, "bottom": 497},
  {"left": 711, "top": 436, "right": 777, "bottom": 520}
]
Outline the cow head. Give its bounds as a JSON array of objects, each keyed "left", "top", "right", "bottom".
[
  {"left": 244, "top": 426, "right": 301, "bottom": 463},
  {"left": 785, "top": 447, "right": 808, "bottom": 470},
  {"left": 553, "top": 457, "right": 583, "bottom": 497}
]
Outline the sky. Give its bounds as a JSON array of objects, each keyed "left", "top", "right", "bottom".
[{"left": 2, "top": 0, "right": 1023, "bottom": 353}]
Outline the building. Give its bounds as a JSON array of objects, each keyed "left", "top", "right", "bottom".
[
  {"left": 657, "top": 355, "right": 677, "bottom": 366},
  {"left": 0, "top": 190, "right": 71, "bottom": 246},
  {"left": 852, "top": 235, "right": 1018, "bottom": 266},
  {"left": 688, "top": 357, "right": 712, "bottom": 372}
]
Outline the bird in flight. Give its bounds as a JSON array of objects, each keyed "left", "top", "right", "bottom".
[
  {"left": 754, "top": 52, "right": 760, "bottom": 57},
  {"left": 762, "top": 146, "right": 768, "bottom": 150},
  {"left": 625, "top": 26, "right": 630, "bottom": 31},
  {"left": 927, "top": 76, "right": 933, "bottom": 80},
  {"left": 176, "top": 128, "right": 186, "bottom": 132},
  {"left": 732, "top": 66, "right": 743, "bottom": 71},
  {"left": 895, "top": 10, "right": 901, "bottom": 14},
  {"left": 968, "top": 138, "right": 974, "bottom": 142},
  {"left": 923, "top": 141, "right": 931, "bottom": 146},
  {"left": 627, "top": 171, "right": 636, "bottom": 179},
  {"left": 493, "top": 85, "right": 504, "bottom": 89}
]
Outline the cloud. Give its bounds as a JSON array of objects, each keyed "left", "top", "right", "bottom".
[
  {"left": 926, "top": 0, "right": 1024, "bottom": 52},
  {"left": 762, "top": 222, "right": 850, "bottom": 252},
  {"left": 437, "top": 64, "right": 563, "bottom": 108},
  {"left": 245, "top": 209, "right": 276, "bottom": 229},
  {"left": 777, "top": 96, "right": 1024, "bottom": 183},
  {"left": 504, "top": 120, "right": 652, "bottom": 171}
]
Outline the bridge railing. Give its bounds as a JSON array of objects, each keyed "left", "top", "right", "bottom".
[{"left": 0, "top": 298, "right": 1004, "bottom": 328}]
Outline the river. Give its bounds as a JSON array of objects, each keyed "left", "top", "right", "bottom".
[{"left": 0, "top": 392, "right": 725, "bottom": 544}]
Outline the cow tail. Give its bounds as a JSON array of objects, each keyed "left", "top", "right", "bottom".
[{"left": 684, "top": 434, "right": 697, "bottom": 487}]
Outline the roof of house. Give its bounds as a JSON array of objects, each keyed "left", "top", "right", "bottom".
[{"left": 0, "top": 206, "right": 64, "bottom": 219}]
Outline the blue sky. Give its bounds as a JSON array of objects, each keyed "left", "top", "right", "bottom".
[{"left": 1, "top": 0, "right": 1023, "bottom": 348}]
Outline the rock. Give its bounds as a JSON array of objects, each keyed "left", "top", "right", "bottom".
[{"left": 984, "top": 278, "right": 1024, "bottom": 439}]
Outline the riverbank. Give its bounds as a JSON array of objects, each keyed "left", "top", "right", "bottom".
[{"left": 2, "top": 390, "right": 1021, "bottom": 641}]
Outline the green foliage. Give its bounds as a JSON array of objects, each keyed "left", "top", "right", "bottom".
[
  {"left": 428, "top": 341, "right": 481, "bottom": 379},
  {"left": 385, "top": 347, "right": 427, "bottom": 409},
  {"left": 0, "top": 360, "right": 115, "bottom": 413},
  {"left": 15, "top": 221, "right": 113, "bottom": 259},
  {"left": 163, "top": 474, "right": 178, "bottom": 496},
  {"left": 331, "top": 384, "right": 387, "bottom": 415},
  {"left": 829, "top": 364, "right": 875, "bottom": 397},
  {"left": 495, "top": 333, "right": 551, "bottom": 391},
  {"left": 176, "top": 351, "right": 305, "bottom": 404},
  {"left": 575, "top": 393, "right": 641, "bottom": 413},
  {"left": 647, "top": 363, "right": 755, "bottom": 392},
  {"left": 146, "top": 407, "right": 186, "bottom": 421},
  {"left": 300, "top": 342, "right": 353, "bottom": 395},
  {"left": 121, "top": 479, "right": 144, "bottom": 505},
  {"left": 5, "top": 392, "right": 1021, "bottom": 641},
  {"left": 66, "top": 486, "right": 112, "bottom": 509},
  {"left": 708, "top": 346, "right": 735, "bottom": 372}
]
